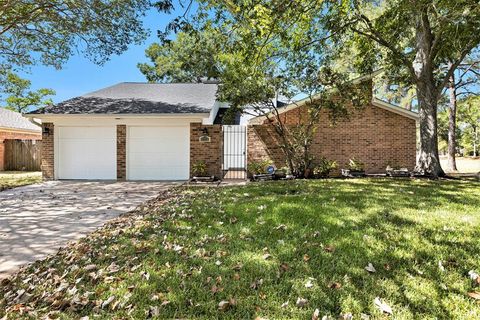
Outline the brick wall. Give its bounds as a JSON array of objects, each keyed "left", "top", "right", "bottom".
[
  {"left": 190, "top": 124, "right": 223, "bottom": 179},
  {"left": 41, "top": 123, "right": 54, "bottom": 179},
  {"left": 248, "top": 103, "right": 417, "bottom": 174},
  {"left": 116, "top": 125, "right": 126, "bottom": 180},
  {"left": 0, "top": 130, "right": 41, "bottom": 171}
]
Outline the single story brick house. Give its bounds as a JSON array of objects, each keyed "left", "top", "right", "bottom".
[
  {"left": 0, "top": 108, "right": 41, "bottom": 171},
  {"left": 26, "top": 78, "right": 418, "bottom": 181}
]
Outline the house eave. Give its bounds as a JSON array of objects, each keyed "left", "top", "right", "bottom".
[
  {"left": 371, "top": 98, "right": 419, "bottom": 121},
  {"left": 0, "top": 126, "right": 41, "bottom": 134},
  {"left": 25, "top": 113, "right": 210, "bottom": 119}
]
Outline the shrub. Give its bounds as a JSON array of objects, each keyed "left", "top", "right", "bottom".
[
  {"left": 313, "top": 158, "right": 338, "bottom": 177},
  {"left": 247, "top": 159, "right": 273, "bottom": 175},
  {"left": 348, "top": 158, "right": 365, "bottom": 171},
  {"left": 192, "top": 160, "right": 207, "bottom": 176}
]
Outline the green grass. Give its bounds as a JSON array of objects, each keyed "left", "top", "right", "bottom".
[
  {"left": 0, "top": 171, "right": 42, "bottom": 190},
  {"left": 1, "top": 179, "right": 480, "bottom": 319}
]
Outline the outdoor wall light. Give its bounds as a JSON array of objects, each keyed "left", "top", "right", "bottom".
[
  {"left": 201, "top": 127, "right": 209, "bottom": 136},
  {"left": 42, "top": 127, "right": 50, "bottom": 136}
]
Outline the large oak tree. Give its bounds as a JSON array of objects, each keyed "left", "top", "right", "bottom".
[{"left": 153, "top": 0, "right": 480, "bottom": 177}]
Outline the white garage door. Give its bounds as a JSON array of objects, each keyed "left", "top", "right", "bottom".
[
  {"left": 127, "top": 126, "right": 189, "bottom": 180},
  {"left": 58, "top": 126, "right": 116, "bottom": 180}
]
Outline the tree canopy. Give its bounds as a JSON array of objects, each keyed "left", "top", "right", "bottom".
[
  {"left": 141, "top": 0, "right": 480, "bottom": 177},
  {"left": 0, "top": 0, "right": 174, "bottom": 85},
  {"left": 1, "top": 72, "right": 55, "bottom": 113}
]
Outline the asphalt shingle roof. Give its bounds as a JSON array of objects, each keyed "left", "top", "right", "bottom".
[
  {"left": 28, "top": 82, "right": 219, "bottom": 115},
  {"left": 0, "top": 108, "right": 41, "bottom": 131}
]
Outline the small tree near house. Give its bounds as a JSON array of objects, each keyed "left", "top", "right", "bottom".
[{"left": 244, "top": 72, "right": 371, "bottom": 178}]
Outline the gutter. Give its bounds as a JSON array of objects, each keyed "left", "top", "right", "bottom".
[{"left": 23, "top": 113, "right": 211, "bottom": 119}]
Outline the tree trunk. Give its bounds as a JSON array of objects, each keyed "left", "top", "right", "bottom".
[
  {"left": 474, "top": 126, "right": 478, "bottom": 157},
  {"left": 446, "top": 67, "right": 458, "bottom": 172},
  {"left": 412, "top": 11, "right": 445, "bottom": 178}
]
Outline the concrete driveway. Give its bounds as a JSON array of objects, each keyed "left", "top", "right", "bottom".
[{"left": 0, "top": 181, "right": 177, "bottom": 279}]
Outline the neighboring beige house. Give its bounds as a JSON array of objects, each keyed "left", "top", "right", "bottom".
[{"left": 0, "top": 108, "right": 41, "bottom": 171}]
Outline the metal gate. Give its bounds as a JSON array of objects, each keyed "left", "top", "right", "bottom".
[{"left": 223, "top": 125, "right": 247, "bottom": 179}]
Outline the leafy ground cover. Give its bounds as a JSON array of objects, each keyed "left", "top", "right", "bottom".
[
  {"left": 1, "top": 179, "right": 480, "bottom": 319},
  {"left": 0, "top": 171, "right": 42, "bottom": 191}
]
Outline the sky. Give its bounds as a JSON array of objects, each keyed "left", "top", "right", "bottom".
[{"left": 20, "top": 8, "right": 177, "bottom": 104}]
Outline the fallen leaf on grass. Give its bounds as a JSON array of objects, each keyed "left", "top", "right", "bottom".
[
  {"left": 250, "top": 279, "right": 263, "bottom": 290},
  {"left": 303, "top": 254, "right": 311, "bottom": 262},
  {"left": 101, "top": 295, "right": 115, "bottom": 309},
  {"left": 467, "top": 291, "right": 480, "bottom": 300},
  {"left": 296, "top": 297, "right": 308, "bottom": 308},
  {"left": 312, "top": 308, "right": 320, "bottom": 320},
  {"left": 365, "top": 263, "right": 376, "bottom": 273},
  {"left": 305, "top": 280, "right": 314, "bottom": 288},
  {"left": 438, "top": 261, "right": 445, "bottom": 272},
  {"left": 324, "top": 245, "right": 335, "bottom": 253},
  {"left": 263, "top": 253, "right": 272, "bottom": 260},
  {"left": 374, "top": 297, "right": 393, "bottom": 315},
  {"left": 281, "top": 301, "right": 289, "bottom": 308},
  {"left": 329, "top": 282, "right": 342, "bottom": 289},
  {"left": 218, "top": 298, "right": 236, "bottom": 311},
  {"left": 340, "top": 313, "right": 353, "bottom": 320},
  {"left": 211, "top": 285, "right": 223, "bottom": 294},
  {"left": 468, "top": 270, "right": 480, "bottom": 286},
  {"left": 280, "top": 263, "right": 290, "bottom": 272}
]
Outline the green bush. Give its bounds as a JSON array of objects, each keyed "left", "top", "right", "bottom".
[
  {"left": 192, "top": 160, "right": 207, "bottom": 176},
  {"left": 348, "top": 158, "right": 365, "bottom": 171},
  {"left": 247, "top": 159, "right": 273, "bottom": 175},
  {"left": 313, "top": 158, "right": 338, "bottom": 177}
]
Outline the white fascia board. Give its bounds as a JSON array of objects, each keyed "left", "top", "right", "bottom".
[
  {"left": 371, "top": 98, "right": 419, "bottom": 121},
  {"left": 24, "top": 113, "right": 209, "bottom": 119},
  {"left": 0, "top": 126, "right": 41, "bottom": 134}
]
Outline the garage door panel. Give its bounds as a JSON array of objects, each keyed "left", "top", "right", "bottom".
[
  {"left": 127, "top": 126, "right": 189, "bottom": 180},
  {"left": 58, "top": 127, "right": 116, "bottom": 180}
]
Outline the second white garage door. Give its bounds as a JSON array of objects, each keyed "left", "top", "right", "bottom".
[{"left": 127, "top": 126, "right": 190, "bottom": 180}]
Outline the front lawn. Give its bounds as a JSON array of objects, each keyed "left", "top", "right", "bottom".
[
  {"left": 0, "top": 171, "right": 42, "bottom": 191},
  {"left": 1, "top": 179, "right": 480, "bottom": 319}
]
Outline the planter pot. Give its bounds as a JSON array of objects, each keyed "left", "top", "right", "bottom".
[
  {"left": 386, "top": 168, "right": 410, "bottom": 177},
  {"left": 252, "top": 173, "right": 275, "bottom": 181},
  {"left": 274, "top": 171, "right": 287, "bottom": 180},
  {"left": 341, "top": 169, "right": 365, "bottom": 177}
]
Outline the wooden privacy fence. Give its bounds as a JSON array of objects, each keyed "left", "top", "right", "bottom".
[{"left": 4, "top": 139, "right": 42, "bottom": 171}]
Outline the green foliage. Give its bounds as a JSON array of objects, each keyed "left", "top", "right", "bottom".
[
  {"left": 0, "top": 0, "right": 173, "bottom": 86},
  {"left": 348, "top": 158, "right": 365, "bottom": 171},
  {"left": 458, "top": 96, "right": 480, "bottom": 156},
  {"left": 138, "top": 30, "right": 224, "bottom": 83},
  {"left": 313, "top": 158, "right": 338, "bottom": 178},
  {"left": 192, "top": 160, "right": 208, "bottom": 176},
  {"left": 1, "top": 73, "right": 55, "bottom": 113},
  {"left": 247, "top": 159, "right": 273, "bottom": 175}
]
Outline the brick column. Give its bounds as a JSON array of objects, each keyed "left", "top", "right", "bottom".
[
  {"left": 116, "top": 125, "right": 126, "bottom": 180},
  {"left": 0, "top": 138, "right": 5, "bottom": 171},
  {"left": 190, "top": 124, "right": 223, "bottom": 179},
  {"left": 41, "top": 123, "right": 54, "bottom": 180}
]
